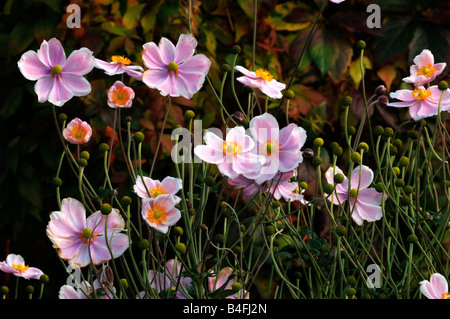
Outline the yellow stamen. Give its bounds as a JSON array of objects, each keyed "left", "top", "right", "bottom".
[
  {"left": 412, "top": 88, "right": 432, "bottom": 101},
  {"left": 111, "top": 88, "right": 130, "bottom": 106},
  {"left": 69, "top": 126, "right": 88, "bottom": 142},
  {"left": 111, "top": 55, "right": 131, "bottom": 65},
  {"left": 149, "top": 185, "right": 168, "bottom": 198},
  {"left": 443, "top": 292, "right": 450, "bottom": 299},
  {"left": 255, "top": 68, "right": 273, "bottom": 81},
  {"left": 417, "top": 64, "right": 436, "bottom": 78},
  {"left": 12, "top": 264, "right": 29, "bottom": 272},
  {"left": 222, "top": 142, "right": 243, "bottom": 156},
  {"left": 147, "top": 204, "right": 167, "bottom": 225}
]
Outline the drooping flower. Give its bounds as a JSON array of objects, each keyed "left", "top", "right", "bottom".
[
  {"left": 387, "top": 85, "right": 450, "bottom": 121},
  {"left": 234, "top": 66, "right": 286, "bottom": 99},
  {"left": 266, "top": 171, "right": 307, "bottom": 204},
  {"left": 244, "top": 113, "right": 307, "bottom": 184},
  {"left": 107, "top": 81, "right": 135, "bottom": 108},
  {"left": 133, "top": 175, "right": 182, "bottom": 204},
  {"left": 207, "top": 267, "right": 249, "bottom": 299},
  {"left": 403, "top": 49, "right": 446, "bottom": 87},
  {"left": 17, "top": 38, "right": 95, "bottom": 107},
  {"left": 141, "top": 194, "right": 181, "bottom": 234},
  {"left": 0, "top": 254, "right": 43, "bottom": 280},
  {"left": 94, "top": 55, "right": 144, "bottom": 81},
  {"left": 62, "top": 117, "right": 92, "bottom": 144},
  {"left": 420, "top": 273, "right": 450, "bottom": 299},
  {"left": 227, "top": 174, "right": 263, "bottom": 200},
  {"left": 194, "top": 126, "right": 265, "bottom": 179},
  {"left": 46, "top": 198, "right": 129, "bottom": 268},
  {"left": 59, "top": 279, "right": 115, "bottom": 299},
  {"left": 141, "top": 34, "right": 211, "bottom": 99},
  {"left": 324, "top": 165, "right": 385, "bottom": 226}
]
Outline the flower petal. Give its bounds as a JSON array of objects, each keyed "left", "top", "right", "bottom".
[
  {"left": 48, "top": 77, "right": 74, "bottom": 107},
  {"left": 18, "top": 50, "right": 50, "bottom": 80},
  {"left": 62, "top": 48, "right": 95, "bottom": 76},
  {"left": 175, "top": 34, "right": 197, "bottom": 63},
  {"left": 61, "top": 74, "right": 91, "bottom": 97},
  {"left": 350, "top": 165, "right": 374, "bottom": 190},
  {"left": 34, "top": 76, "right": 54, "bottom": 103},
  {"left": 159, "top": 37, "right": 176, "bottom": 64}
]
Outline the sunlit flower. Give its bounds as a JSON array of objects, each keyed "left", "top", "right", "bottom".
[
  {"left": 403, "top": 49, "right": 446, "bottom": 86},
  {"left": 94, "top": 55, "right": 144, "bottom": 81},
  {"left": 0, "top": 254, "right": 43, "bottom": 280},
  {"left": 207, "top": 267, "right": 249, "bottom": 299},
  {"left": 62, "top": 117, "right": 92, "bottom": 144},
  {"left": 194, "top": 126, "right": 265, "bottom": 179},
  {"left": 142, "top": 34, "right": 211, "bottom": 99},
  {"left": 245, "top": 113, "right": 307, "bottom": 184},
  {"left": 17, "top": 38, "right": 95, "bottom": 107},
  {"left": 107, "top": 81, "right": 135, "bottom": 108},
  {"left": 324, "top": 165, "right": 385, "bottom": 226},
  {"left": 387, "top": 85, "right": 450, "bottom": 121},
  {"left": 234, "top": 66, "right": 286, "bottom": 99},
  {"left": 141, "top": 195, "right": 181, "bottom": 234},
  {"left": 134, "top": 175, "right": 182, "bottom": 204},
  {"left": 420, "top": 273, "right": 450, "bottom": 299},
  {"left": 46, "top": 197, "right": 129, "bottom": 268}
]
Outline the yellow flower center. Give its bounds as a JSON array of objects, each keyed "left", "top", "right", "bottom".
[
  {"left": 149, "top": 185, "right": 168, "bottom": 198},
  {"left": 147, "top": 204, "right": 167, "bottom": 225},
  {"left": 412, "top": 88, "right": 432, "bottom": 101},
  {"left": 112, "top": 88, "right": 130, "bottom": 105},
  {"left": 51, "top": 64, "right": 62, "bottom": 77},
  {"left": 80, "top": 228, "right": 95, "bottom": 244},
  {"left": 417, "top": 64, "right": 436, "bottom": 78},
  {"left": 111, "top": 55, "right": 131, "bottom": 65},
  {"left": 222, "top": 142, "right": 243, "bottom": 156},
  {"left": 12, "top": 264, "right": 29, "bottom": 272},
  {"left": 255, "top": 68, "right": 273, "bottom": 81},
  {"left": 260, "top": 140, "right": 282, "bottom": 157},
  {"left": 349, "top": 188, "right": 358, "bottom": 200},
  {"left": 69, "top": 126, "right": 88, "bottom": 142},
  {"left": 168, "top": 62, "right": 179, "bottom": 76},
  {"left": 442, "top": 292, "right": 450, "bottom": 299}
]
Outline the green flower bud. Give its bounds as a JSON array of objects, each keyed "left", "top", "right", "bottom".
[
  {"left": 346, "top": 287, "right": 357, "bottom": 297},
  {"left": 175, "top": 243, "right": 186, "bottom": 254},
  {"left": 334, "top": 173, "right": 345, "bottom": 184},
  {"left": 347, "top": 126, "right": 356, "bottom": 136},
  {"left": 408, "top": 131, "right": 418, "bottom": 140},
  {"left": 400, "top": 196, "right": 411, "bottom": 206},
  {"left": 204, "top": 176, "right": 215, "bottom": 187},
  {"left": 25, "top": 285, "right": 34, "bottom": 294},
  {"left": 438, "top": 80, "right": 449, "bottom": 90},
  {"left": 358, "top": 142, "right": 369, "bottom": 152},
  {"left": 133, "top": 131, "right": 145, "bottom": 143},
  {"left": 232, "top": 246, "right": 241, "bottom": 253},
  {"left": 375, "top": 182, "right": 384, "bottom": 193},
  {"left": 184, "top": 110, "right": 195, "bottom": 121},
  {"left": 231, "top": 282, "right": 243, "bottom": 292},
  {"left": 214, "top": 234, "right": 224, "bottom": 243},
  {"left": 121, "top": 196, "right": 132, "bottom": 206},
  {"left": 137, "top": 239, "right": 150, "bottom": 250},
  {"left": 240, "top": 224, "right": 246, "bottom": 232},
  {"left": 393, "top": 138, "right": 403, "bottom": 149},
  {"left": 403, "top": 185, "right": 414, "bottom": 195},
  {"left": 52, "top": 177, "right": 63, "bottom": 187},
  {"left": 313, "top": 138, "right": 324, "bottom": 147},
  {"left": 373, "top": 125, "right": 384, "bottom": 137},
  {"left": 350, "top": 152, "right": 361, "bottom": 163},
  {"left": 395, "top": 179, "right": 405, "bottom": 188},
  {"left": 383, "top": 127, "right": 394, "bottom": 139},
  {"left": 347, "top": 276, "right": 356, "bottom": 286},
  {"left": 389, "top": 144, "right": 398, "bottom": 156},
  {"left": 100, "top": 203, "right": 112, "bottom": 215},
  {"left": 125, "top": 116, "right": 132, "bottom": 123},
  {"left": 120, "top": 278, "right": 129, "bottom": 290},
  {"left": 323, "top": 183, "right": 335, "bottom": 194},
  {"left": 335, "top": 225, "right": 347, "bottom": 237},
  {"left": 40, "top": 274, "right": 49, "bottom": 284},
  {"left": 393, "top": 167, "right": 400, "bottom": 176},
  {"left": 80, "top": 151, "right": 90, "bottom": 160},
  {"left": 399, "top": 156, "right": 410, "bottom": 167},
  {"left": 332, "top": 145, "right": 343, "bottom": 156},
  {"left": 407, "top": 234, "right": 419, "bottom": 244},
  {"left": 284, "top": 89, "right": 295, "bottom": 99},
  {"left": 78, "top": 158, "right": 88, "bottom": 167},
  {"left": 341, "top": 96, "right": 353, "bottom": 107},
  {"left": 299, "top": 181, "right": 308, "bottom": 189},
  {"left": 174, "top": 226, "right": 184, "bottom": 237},
  {"left": 312, "top": 156, "right": 322, "bottom": 167},
  {"left": 356, "top": 40, "right": 366, "bottom": 50},
  {"left": 0, "top": 286, "right": 9, "bottom": 295},
  {"left": 232, "top": 45, "right": 241, "bottom": 54},
  {"left": 58, "top": 113, "right": 67, "bottom": 122},
  {"left": 265, "top": 226, "right": 276, "bottom": 236},
  {"left": 99, "top": 143, "right": 110, "bottom": 152},
  {"left": 189, "top": 208, "right": 197, "bottom": 216},
  {"left": 220, "top": 63, "right": 232, "bottom": 73}
]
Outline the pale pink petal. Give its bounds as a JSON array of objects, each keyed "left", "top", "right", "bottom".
[
  {"left": 430, "top": 273, "right": 448, "bottom": 296},
  {"left": 194, "top": 145, "right": 224, "bottom": 164},
  {"left": 413, "top": 49, "right": 434, "bottom": 67},
  {"left": 48, "top": 77, "right": 74, "bottom": 107},
  {"left": 387, "top": 101, "right": 417, "bottom": 108},
  {"left": 178, "top": 54, "right": 211, "bottom": 76},
  {"left": 416, "top": 100, "right": 439, "bottom": 119},
  {"left": 250, "top": 113, "right": 279, "bottom": 143},
  {"left": 163, "top": 208, "right": 181, "bottom": 226},
  {"left": 124, "top": 66, "right": 144, "bottom": 81},
  {"left": 177, "top": 71, "right": 208, "bottom": 98},
  {"left": 142, "top": 42, "right": 167, "bottom": 69},
  {"left": 62, "top": 48, "right": 95, "bottom": 76},
  {"left": 34, "top": 76, "right": 54, "bottom": 103},
  {"left": 60, "top": 74, "right": 91, "bottom": 97},
  {"left": 94, "top": 58, "right": 122, "bottom": 75},
  {"left": 21, "top": 267, "right": 44, "bottom": 280},
  {"left": 59, "top": 285, "right": 86, "bottom": 299},
  {"left": 350, "top": 165, "right": 373, "bottom": 190},
  {"left": 159, "top": 37, "right": 176, "bottom": 64},
  {"left": 175, "top": 33, "right": 197, "bottom": 63},
  {"left": 279, "top": 125, "right": 307, "bottom": 152},
  {"left": 352, "top": 199, "right": 383, "bottom": 224},
  {"left": 142, "top": 69, "right": 169, "bottom": 89},
  {"left": 160, "top": 177, "right": 182, "bottom": 195},
  {"left": 234, "top": 66, "right": 259, "bottom": 79},
  {"left": 17, "top": 51, "right": 50, "bottom": 80},
  {"left": 61, "top": 197, "right": 87, "bottom": 230},
  {"left": 204, "top": 131, "right": 225, "bottom": 152},
  {"left": 233, "top": 152, "right": 264, "bottom": 174},
  {"left": 278, "top": 150, "right": 303, "bottom": 172},
  {"left": 217, "top": 161, "right": 240, "bottom": 179},
  {"left": 258, "top": 79, "right": 286, "bottom": 99},
  {"left": 389, "top": 89, "right": 415, "bottom": 102},
  {"left": 356, "top": 188, "right": 384, "bottom": 206}
]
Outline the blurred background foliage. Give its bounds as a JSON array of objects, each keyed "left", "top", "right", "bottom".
[{"left": 0, "top": 0, "right": 449, "bottom": 297}]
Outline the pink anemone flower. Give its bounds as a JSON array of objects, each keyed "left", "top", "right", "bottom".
[
  {"left": 107, "top": 81, "right": 135, "bottom": 108},
  {"left": 194, "top": 126, "right": 265, "bottom": 179},
  {"left": 94, "top": 55, "right": 144, "bottom": 81},
  {"left": 17, "top": 38, "right": 95, "bottom": 107},
  {"left": 234, "top": 66, "right": 286, "bottom": 99},
  {"left": 244, "top": 113, "right": 307, "bottom": 184},
  {"left": 62, "top": 117, "right": 92, "bottom": 144},
  {"left": 141, "top": 194, "right": 181, "bottom": 234},
  {"left": 266, "top": 171, "right": 307, "bottom": 204},
  {"left": 133, "top": 175, "right": 182, "bottom": 204},
  {"left": 324, "top": 165, "right": 385, "bottom": 226},
  {"left": 227, "top": 174, "right": 263, "bottom": 200},
  {"left": 387, "top": 85, "right": 450, "bottom": 121},
  {"left": 46, "top": 198, "right": 129, "bottom": 268},
  {"left": 59, "top": 279, "right": 116, "bottom": 299},
  {"left": 208, "top": 267, "right": 249, "bottom": 299},
  {"left": 403, "top": 49, "right": 446, "bottom": 86},
  {"left": 420, "top": 273, "right": 450, "bottom": 299},
  {"left": 0, "top": 254, "right": 43, "bottom": 280},
  {"left": 142, "top": 34, "right": 211, "bottom": 99}
]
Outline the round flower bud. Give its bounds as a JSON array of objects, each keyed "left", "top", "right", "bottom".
[
  {"left": 58, "top": 113, "right": 67, "bottom": 122},
  {"left": 375, "top": 182, "right": 384, "bottom": 193},
  {"left": 407, "top": 234, "right": 419, "bottom": 244},
  {"left": 125, "top": 116, "right": 132, "bottom": 123},
  {"left": 231, "top": 45, "right": 241, "bottom": 54},
  {"left": 330, "top": 142, "right": 339, "bottom": 150},
  {"left": 303, "top": 148, "right": 314, "bottom": 158},
  {"left": 220, "top": 63, "right": 232, "bottom": 72},
  {"left": 184, "top": 110, "right": 195, "bottom": 121},
  {"left": 347, "top": 276, "right": 356, "bottom": 285},
  {"left": 332, "top": 146, "right": 343, "bottom": 156},
  {"left": 323, "top": 183, "right": 335, "bottom": 195},
  {"left": 312, "top": 156, "right": 322, "bottom": 167},
  {"left": 231, "top": 282, "right": 243, "bottom": 293},
  {"left": 175, "top": 243, "right": 186, "bottom": 254},
  {"left": 232, "top": 246, "right": 241, "bottom": 253},
  {"left": 408, "top": 131, "right": 418, "bottom": 140},
  {"left": 356, "top": 40, "right": 366, "bottom": 50},
  {"left": 214, "top": 234, "right": 224, "bottom": 243},
  {"left": 137, "top": 239, "right": 150, "bottom": 250},
  {"left": 361, "top": 292, "right": 372, "bottom": 299},
  {"left": 120, "top": 278, "right": 129, "bottom": 290},
  {"left": 100, "top": 203, "right": 112, "bottom": 215},
  {"left": 403, "top": 185, "right": 414, "bottom": 195},
  {"left": 204, "top": 176, "right": 216, "bottom": 187},
  {"left": 399, "top": 156, "right": 410, "bottom": 167},
  {"left": 373, "top": 125, "right": 384, "bottom": 137},
  {"left": 392, "top": 167, "right": 400, "bottom": 176},
  {"left": 25, "top": 285, "right": 34, "bottom": 294},
  {"left": 334, "top": 173, "right": 345, "bottom": 184},
  {"left": 299, "top": 181, "right": 308, "bottom": 189},
  {"left": 240, "top": 224, "right": 246, "bottom": 232},
  {"left": 52, "top": 177, "right": 63, "bottom": 187},
  {"left": 335, "top": 225, "right": 347, "bottom": 237},
  {"left": 347, "top": 126, "right": 356, "bottom": 136},
  {"left": 78, "top": 158, "right": 88, "bottom": 167},
  {"left": 80, "top": 151, "right": 90, "bottom": 160},
  {"left": 383, "top": 127, "right": 394, "bottom": 139},
  {"left": 133, "top": 131, "right": 145, "bottom": 143},
  {"left": 285, "top": 89, "right": 295, "bottom": 99},
  {"left": 187, "top": 208, "right": 196, "bottom": 216},
  {"left": 358, "top": 142, "right": 369, "bottom": 152},
  {"left": 0, "top": 286, "right": 9, "bottom": 295},
  {"left": 350, "top": 152, "right": 361, "bottom": 163},
  {"left": 232, "top": 111, "right": 245, "bottom": 122},
  {"left": 389, "top": 144, "right": 398, "bottom": 156},
  {"left": 400, "top": 196, "right": 411, "bottom": 206},
  {"left": 438, "top": 80, "right": 449, "bottom": 91},
  {"left": 313, "top": 137, "right": 324, "bottom": 147},
  {"left": 395, "top": 179, "right": 405, "bottom": 188},
  {"left": 174, "top": 226, "right": 184, "bottom": 236},
  {"left": 121, "top": 196, "right": 132, "bottom": 206},
  {"left": 99, "top": 143, "right": 110, "bottom": 152},
  {"left": 40, "top": 274, "right": 49, "bottom": 284},
  {"left": 377, "top": 95, "right": 389, "bottom": 105},
  {"left": 341, "top": 96, "right": 353, "bottom": 107},
  {"left": 375, "top": 85, "right": 387, "bottom": 96},
  {"left": 346, "top": 287, "right": 357, "bottom": 297},
  {"left": 265, "top": 225, "right": 276, "bottom": 236},
  {"left": 393, "top": 138, "right": 403, "bottom": 149}
]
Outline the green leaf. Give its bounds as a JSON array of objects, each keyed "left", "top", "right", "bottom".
[
  {"left": 265, "top": 2, "right": 311, "bottom": 31},
  {"left": 309, "top": 28, "right": 340, "bottom": 77},
  {"left": 123, "top": 3, "right": 146, "bottom": 29}
]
